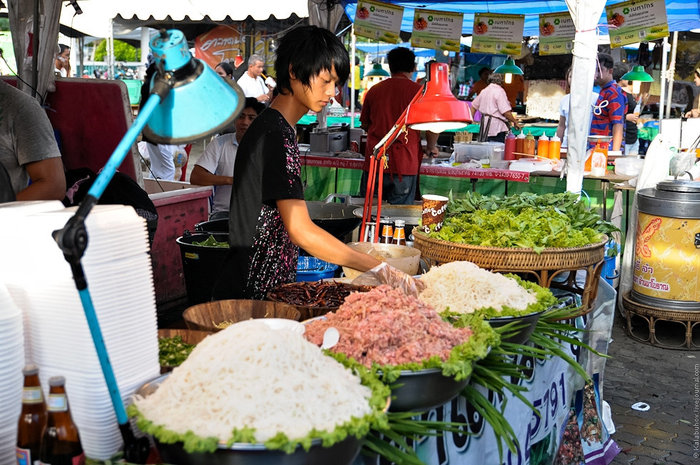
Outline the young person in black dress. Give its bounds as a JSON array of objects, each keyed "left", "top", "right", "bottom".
[{"left": 214, "top": 26, "right": 380, "bottom": 300}]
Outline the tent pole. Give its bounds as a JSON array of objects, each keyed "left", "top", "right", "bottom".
[
  {"left": 665, "top": 31, "right": 678, "bottom": 120},
  {"left": 659, "top": 37, "right": 668, "bottom": 133},
  {"left": 350, "top": 25, "right": 356, "bottom": 127},
  {"left": 31, "top": 0, "right": 39, "bottom": 98}
]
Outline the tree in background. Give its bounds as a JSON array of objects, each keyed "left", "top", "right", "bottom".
[{"left": 94, "top": 39, "right": 140, "bottom": 62}]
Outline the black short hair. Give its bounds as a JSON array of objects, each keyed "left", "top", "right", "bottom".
[
  {"left": 274, "top": 25, "right": 350, "bottom": 95},
  {"left": 478, "top": 67, "right": 491, "bottom": 78},
  {"left": 387, "top": 47, "right": 415, "bottom": 74},
  {"left": 612, "top": 63, "right": 630, "bottom": 81},
  {"left": 216, "top": 62, "right": 234, "bottom": 77},
  {"left": 243, "top": 97, "right": 265, "bottom": 115},
  {"left": 58, "top": 44, "right": 70, "bottom": 54},
  {"left": 598, "top": 53, "right": 615, "bottom": 71}
]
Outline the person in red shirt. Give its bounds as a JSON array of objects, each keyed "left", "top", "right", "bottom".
[
  {"left": 466, "top": 67, "right": 491, "bottom": 100},
  {"left": 360, "top": 47, "right": 438, "bottom": 204}
]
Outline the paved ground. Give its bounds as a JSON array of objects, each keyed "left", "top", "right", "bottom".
[{"left": 605, "top": 312, "right": 697, "bottom": 464}]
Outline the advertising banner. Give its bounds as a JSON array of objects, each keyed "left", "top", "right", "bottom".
[
  {"left": 471, "top": 13, "right": 525, "bottom": 56},
  {"left": 539, "top": 11, "right": 575, "bottom": 56},
  {"left": 410, "top": 9, "right": 463, "bottom": 52},
  {"left": 194, "top": 25, "right": 244, "bottom": 70},
  {"left": 606, "top": 0, "right": 669, "bottom": 48},
  {"left": 354, "top": 0, "right": 403, "bottom": 44}
]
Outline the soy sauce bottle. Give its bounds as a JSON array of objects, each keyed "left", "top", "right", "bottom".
[
  {"left": 39, "top": 376, "right": 84, "bottom": 465},
  {"left": 392, "top": 220, "right": 406, "bottom": 246},
  {"left": 17, "top": 365, "right": 47, "bottom": 465}
]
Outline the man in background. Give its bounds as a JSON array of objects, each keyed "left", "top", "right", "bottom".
[
  {"left": 55, "top": 44, "right": 71, "bottom": 77},
  {"left": 237, "top": 54, "right": 271, "bottom": 103},
  {"left": 190, "top": 97, "right": 265, "bottom": 220},
  {"left": 590, "top": 53, "right": 627, "bottom": 151},
  {"left": 360, "top": 47, "right": 438, "bottom": 205},
  {"left": 466, "top": 67, "right": 491, "bottom": 100},
  {"left": 0, "top": 81, "right": 66, "bottom": 201}
]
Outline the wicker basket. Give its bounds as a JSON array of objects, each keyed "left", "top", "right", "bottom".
[
  {"left": 413, "top": 229, "right": 607, "bottom": 313},
  {"left": 412, "top": 229, "right": 606, "bottom": 270}
]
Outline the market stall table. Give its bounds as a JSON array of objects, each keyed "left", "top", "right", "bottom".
[{"left": 297, "top": 114, "right": 559, "bottom": 137}]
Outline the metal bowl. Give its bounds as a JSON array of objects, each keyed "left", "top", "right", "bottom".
[
  {"left": 134, "top": 374, "right": 363, "bottom": 465},
  {"left": 487, "top": 310, "right": 545, "bottom": 345},
  {"left": 386, "top": 368, "right": 470, "bottom": 412}
]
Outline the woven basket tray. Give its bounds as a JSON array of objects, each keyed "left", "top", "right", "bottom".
[{"left": 412, "top": 229, "right": 607, "bottom": 270}]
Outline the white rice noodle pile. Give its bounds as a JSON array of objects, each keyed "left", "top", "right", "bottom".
[
  {"left": 133, "top": 321, "right": 372, "bottom": 442},
  {"left": 418, "top": 261, "right": 537, "bottom": 314}
]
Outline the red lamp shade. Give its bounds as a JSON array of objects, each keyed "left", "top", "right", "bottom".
[{"left": 406, "top": 62, "right": 472, "bottom": 132}]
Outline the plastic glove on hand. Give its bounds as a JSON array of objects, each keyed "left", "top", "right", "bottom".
[{"left": 351, "top": 262, "right": 424, "bottom": 297}]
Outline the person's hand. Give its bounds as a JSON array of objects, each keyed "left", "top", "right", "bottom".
[
  {"left": 687, "top": 109, "right": 700, "bottom": 118},
  {"left": 626, "top": 113, "right": 639, "bottom": 124},
  {"left": 511, "top": 120, "right": 522, "bottom": 131},
  {"left": 426, "top": 145, "right": 439, "bottom": 158},
  {"left": 257, "top": 93, "right": 270, "bottom": 103}
]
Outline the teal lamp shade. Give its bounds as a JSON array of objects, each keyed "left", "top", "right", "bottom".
[
  {"left": 143, "top": 30, "right": 244, "bottom": 144},
  {"left": 493, "top": 57, "right": 523, "bottom": 84},
  {"left": 621, "top": 65, "right": 654, "bottom": 93},
  {"left": 364, "top": 63, "right": 390, "bottom": 78}
]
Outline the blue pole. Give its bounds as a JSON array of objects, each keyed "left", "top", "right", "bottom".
[
  {"left": 88, "top": 94, "right": 161, "bottom": 199},
  {"left": 79, "top": 93, "right": 162, "bottom": 425}
]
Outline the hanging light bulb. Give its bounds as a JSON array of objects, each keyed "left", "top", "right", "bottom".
[
  {"left": 494, "top": 57, "right": 523, "bottom": 85},
  {"left": 621, "top": 65, "right": 654, "bottom": 94}
]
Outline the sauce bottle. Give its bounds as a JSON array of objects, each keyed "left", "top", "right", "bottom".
[
  {"left": 515, "top": 131, "right": 526, "bottom": 156},
  {"left": 504, "top": 130, "right": 516, "bottom": 161},
  {"left": 392, "top": 220, "right": 406, "bottom": 246},
  {"left": 548, "top": 135, "right": 561, "bottom": 160},
  {"left": 39, "top": 376, "right": 85, "bottom": 465},
  {"left": 537, "top": 134, "right": 549, "bottom": 158},
  {"left": 17, "top": 365, "right": 47, "bottom": 465},
  {"left": 379, "top": 220, "right": 394, "bottom": 244},
  {"left": 523, "top": 132, "right": 536, "bottom": 156}
]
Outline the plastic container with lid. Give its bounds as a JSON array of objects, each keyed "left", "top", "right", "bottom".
[{"left": 633, "top": 180, "right": 700, "bottom": 309}]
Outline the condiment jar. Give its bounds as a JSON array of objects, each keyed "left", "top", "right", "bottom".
[
  {"left": 548, "top": 135, "right": 561, "bottom": 160},
  {"left": 504, "top": 130, "right": 516, "bottom": 161},
  {"left": 537, "top": 134, "right": 549, "bottom": 158},
  {"left": 392, "top": 220, "right": 406, "bottom": 246},
  {"left": 515, "top": 131, "right": 526, "bottom": 156},
  {"left": 523, "top": 132, "right": 536, "bottom": 156}
]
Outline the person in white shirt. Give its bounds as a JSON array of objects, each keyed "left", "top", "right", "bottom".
[
  {"left": 190, "top": 98, "right": 265, "bottom": 219},
  {"left": 556, "top": 67, "right": 600, "bottom": 148},
  {"left": 236, "top": 55, "right": 271, "bottom": 103}
]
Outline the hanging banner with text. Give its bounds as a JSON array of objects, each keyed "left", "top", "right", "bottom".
[
  {"left": 471, "top": 13, "right": 524, "bottom": 56},
  {"left": 354, "top": 0, "right": 403, "bottom": 44},
  {"left": 194, "top": 25, "right": 244, "bottom": 70},
  {"left": 606, "top": 0, "right": 669, "bottom": 48},
  {"left": 410, "top": 9, "right": 464, "bottom": 52},
  {"left": 538, "top": 11, "right": 575, "bottom": 55}
]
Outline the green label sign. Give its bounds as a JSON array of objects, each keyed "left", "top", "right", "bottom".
[
  {"left": 606, "top": 0, "right": 668, "bottom": 48},
  {"left": 355, "top": 0, "right": 403, "bottom": 43},
  {"left": 539, "top": 11, "right": 575, "bottom": 56},
  {"left": 471, "top": 13, "right": 524, "bottom": 55},
  {"left": 411, "top": 9, "right": 464, "bottom": 52}
]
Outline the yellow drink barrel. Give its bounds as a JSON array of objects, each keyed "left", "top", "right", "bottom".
[{"left": 633, "top": 180, "right": 700, "bottom": 310}]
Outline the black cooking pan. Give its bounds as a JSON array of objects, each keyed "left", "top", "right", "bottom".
[
  {"left": 306, "top": 194, "right": 362, "bottom": 240},
  {"left": 194, "top": 195, "right": 361, "bottom": 241}
]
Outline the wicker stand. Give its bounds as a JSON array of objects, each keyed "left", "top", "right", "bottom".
[
  {"left": 412, "top": 230, "right": 606, "bottom": 312},
  {"left": 622, "top": 292, "right": 700, "bottom": 350}
]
